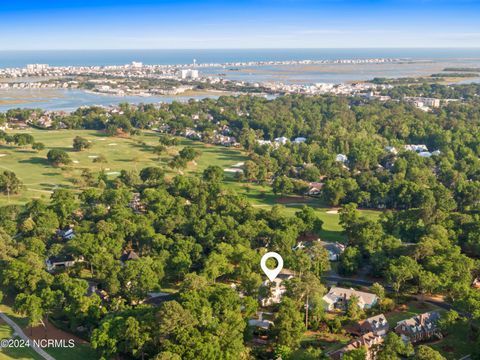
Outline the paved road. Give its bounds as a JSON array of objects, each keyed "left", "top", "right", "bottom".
[{"left": 0, "top": 311, "right": 55, "bottom": 360}]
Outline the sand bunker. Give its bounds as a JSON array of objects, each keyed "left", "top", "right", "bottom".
[
  {"left": 0, "top": 154, "right": 7, "bottom": 157},
  {"left": 224, "top": 162, "right": 244, "bottom": 173},
  {"left": 326, "top": 209, "right": 339, "bottom": 214},
  {"left": 88, "top": 155, "right": 99, "bottom": 158},
  {"left": 108, "top": 143, "right": 118, "bottom": 146}
]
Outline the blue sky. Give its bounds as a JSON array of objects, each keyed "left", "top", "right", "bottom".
[{"left": 1, "top": 0, "right": 480, "bottom": 49}]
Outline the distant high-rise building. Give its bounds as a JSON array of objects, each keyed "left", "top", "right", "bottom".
[
  {"left": 26, "top": 64, "right": 49, "bottom": 72},
  {"left": 131, "top": 61, "right": 143, "bottom": 68},
  {"left": 180, "top": 69, "right": 199, "bottom": 80}
]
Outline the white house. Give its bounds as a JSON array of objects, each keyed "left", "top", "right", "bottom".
[
  {"left": 294, "top": 137, "right": 307, "bottom": 144},
  {"left": 260, "top": 270, "right": 294, "bottom": 307},
  {"left": 257, "top": 139, "right": 272, "bottom": 146},
  {"left": 46, "top": 255, "right": 84, "bottom": 272},
  {"left": 274, "top": 136, "right": 289, "bottom": 145},
  {"left": 404, "top": 144, "right": 428, "bottom": 153},
  {"left": 384, "top": 146, "right": 398, "bottom": 155},
  {"left": 336, "top": 154, "right": 348, "bottom": 163},
  {"left": 323, "top": 287, "right": 378, "bottom": 311}
]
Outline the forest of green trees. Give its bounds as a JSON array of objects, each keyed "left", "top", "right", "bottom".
[{"left": 1, "top": 82, "right": 480, "bottom": 359}]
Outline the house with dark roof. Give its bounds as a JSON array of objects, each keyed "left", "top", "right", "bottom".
[
  {"left": 394, "top": 311, "right": 442, "bottom": 343},
  {"left": 360, "top": 314, "right": 389, "bottom": 336},
  {"left": 318, "top": 240, "right": 345, "bottom": 261},
  {"left": 305, "top": 182, "right": 324, "bottom": 196},
  {"left": 46, "top": 255, "right": 84, "bottom": 271},
  {"left": 329, "top": 332, "right": 383, "bottom": 360},
  {"left": 120, "top": 250, "right": 140, "bottom": 264},
  {"left": 56, "top": 228, "right": 75, "bottom": 241}
]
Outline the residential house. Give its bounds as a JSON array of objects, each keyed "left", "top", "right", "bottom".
[
  {"left": 384, "top": 146, "right": 398, "bottom": 155},
  {"left": 405, "top": 97, "right": 441, "bottom": 109},
  {"left": 260, "top": 269, "right": 294, "bottom": 307},
  {"left": 294, "top": 137, "right": 307, "bottom": 144},
  {"left": 394, "top": 311, "right": 442, "bottom": 343},
  {"left": 329, "top": 332, "right": 384, "bottom": 360},
  {"left": 86, "top": 282, "right": 109, "bottom": 301},
  {"left": 120, "top": 250, "right": 140, "bottom": 264},
  {"left": 418, "top": 151, "right": 432, "bottom": 158},
  {"left": 359, "top": 314, "right": 389, "bottom": 336},
  {"left": 274, "top": 136, "right": 289, "bottom": 145},
  {"left": 336, "top": 154, "right": 348, "bottom": 163},
  {"left": 46, "top": 255, "right": 84, "bottom": 272},
  {"left": 318, "top": 241, "right": 346, "bottom": 261},
  {"left": 248, "top": 312, "right": 274, "bottom": 330},
  {"left": 56, "top": 228, "right": 75, "bottom": 241},
  {"left": 323, "top": 287, "right": 378, "bottom": 311},
  {"left": 257, "top": 139, "right": 272, "bottom": 146},
  {"left": 128, "top": 193, "right": 146, "bottom": 213},
  {"left": 404, "top": 144, "right": 428, "bottom": 153},
  {"left": 305, "top": 182, "right": 324, "bottom": 196},
  {"left": 143, "top": 292, "right": 176, "bottom": 305}
]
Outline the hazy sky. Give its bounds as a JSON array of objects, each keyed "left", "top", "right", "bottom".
[{"left": 1, "top": 0, "right": 480, "bottom": 50}]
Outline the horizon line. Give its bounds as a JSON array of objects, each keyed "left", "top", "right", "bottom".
[{"left": 2, "top": 46, "right": 480, "bottom": 52}]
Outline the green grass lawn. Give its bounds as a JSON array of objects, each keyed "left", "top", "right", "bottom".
[
  {"left": 0, "top": 320, "right": 44, "bottom": 360},
  {"left": 0, "top": 344, "right": 44, "bottom": 360},
  {"left": 300, "top": 331, "right": 352, "bottom": 353},
  {"left": 429, "top": 319, "right": 474, "bottom": 360},
  {"left": 0, "top": 304, "right": 29, "bottom": 329},
  {"left": 0, "top": 322, "right": 12, "bottom": 340},
  {"left": 385, "top": 301, "right": 444, "bottom": 328},
  {"left": 225, "top": 178, "right": 381, "bottom": 242},
  {"left": 0, "top": 129, "right": 248, "bottom": 205},
  {"left": 46, "top": 345, "right": 98, "bottom": 360}
]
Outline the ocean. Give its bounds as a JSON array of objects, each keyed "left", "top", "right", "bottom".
[{"left": 1, "top": 48, "right": 480, "bottom": 68}]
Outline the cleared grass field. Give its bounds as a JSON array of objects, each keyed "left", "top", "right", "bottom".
[{"left": 0, "top": 129, "right": 247, "bottom": 205}]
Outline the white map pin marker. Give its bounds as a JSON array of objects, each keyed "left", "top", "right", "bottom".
[{"left": 261, "top": 252, "right": 284, "bottom": 282}]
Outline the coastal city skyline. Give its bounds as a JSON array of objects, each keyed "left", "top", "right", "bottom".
[{"left": 1, "top": 0, "right": 480, "bottom": 50}]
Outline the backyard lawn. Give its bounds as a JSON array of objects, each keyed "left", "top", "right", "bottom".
[{"left": 429, "top": 320, "right": 475, "bottom": 360}]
